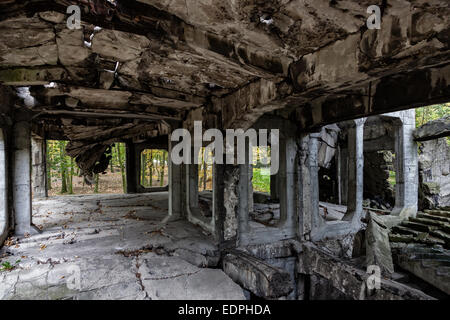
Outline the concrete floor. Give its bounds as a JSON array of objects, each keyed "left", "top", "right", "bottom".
[{"left": 0, "top": 193, "right": 245, "bottom": 300}]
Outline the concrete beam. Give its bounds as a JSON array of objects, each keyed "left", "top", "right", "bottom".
[{"left": 295, "top": 64, "right": 450, "bottom": 132}]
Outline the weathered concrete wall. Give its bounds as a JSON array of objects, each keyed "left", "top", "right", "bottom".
[
  {"left": 363, "top": 151, "right": 395, "bottom": 206},
  {"left": 419, "top": 138, "right": 450, "bottom": 209}
]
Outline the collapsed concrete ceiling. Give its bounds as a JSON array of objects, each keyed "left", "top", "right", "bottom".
[{"left": 0, "top": 0, "right": 449, "bottom": 172}]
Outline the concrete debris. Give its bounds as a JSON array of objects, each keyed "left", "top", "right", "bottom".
[
  {"left": 365, "top": 213, "right": 395, "bottom": 275},
  {"left": 223, "top": 250, "right": 293, "bottom": 299}
]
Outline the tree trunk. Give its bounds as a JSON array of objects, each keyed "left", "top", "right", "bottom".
[
  {"left": 160, "top": 151, "right": 166, "bottom": 186},
  {"left": 149, "top": 150, "right": 153, "bottom": 187},
  {"left": 141, "top": 151, "right": 147, "bottom": 187},
  {"left": 117, "top": 144, "right": 126, "bottom": 193},
  {"left": 203, "top": 156, "right": 207, "bottom": 191},
  {"left": 59, "top": 141, "right": 67, "bottom": 194},
  {"left": 68, "top": 157, "right": 74, "bottom": 194},
  {"left": 94, "top": 173, "right": 99, "bottom": 193}
]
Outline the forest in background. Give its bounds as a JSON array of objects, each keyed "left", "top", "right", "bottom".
[{"left": 41, "top": 103, "right": 449, "bottom": 197}]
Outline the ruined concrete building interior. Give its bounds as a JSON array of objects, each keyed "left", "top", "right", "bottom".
[{"left": 0, "top": 0, "right": 449, "bottom": 302}]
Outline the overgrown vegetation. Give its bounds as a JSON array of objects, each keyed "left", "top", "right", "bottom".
[
  {"left": 0, "top": 260, "right": 20, "bottom": 272},
  {"left": 140, "top": 149, "right": 169, "bottom": 188}
]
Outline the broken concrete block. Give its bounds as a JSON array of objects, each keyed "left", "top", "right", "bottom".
[
  {"left": 365, "top": 213, "right": 395, "bottom": 275},
  {"left": 223, "top": 250, "right": 293, "bottom": 299},
  {"left": 414, "top": 116, "right": 450, "bottom": 141}
]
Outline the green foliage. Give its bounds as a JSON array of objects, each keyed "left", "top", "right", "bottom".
[
  {"left": 416, "top": 103, "right": 450, "bottom": 146},
  {"left": 0, "top": 260, "right": 19, "bottom": 272},
  {"left": 415, "top": 103, "right": 450, "bottom": 127},
  {"left": 253, "top": 168, "right": 270, "bottom": 193},
  {"left": 388, "top": 170, "right": 396, "bottom": 187},
  {"left": 140, "top": 149, "right": 169, "bottom": 188}
]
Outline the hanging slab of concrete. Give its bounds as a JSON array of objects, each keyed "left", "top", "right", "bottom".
[{"left": 414, "top": 116, "right": 450, "bottom": 142}]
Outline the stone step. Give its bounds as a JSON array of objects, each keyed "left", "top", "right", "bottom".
[
  {"left": 401, "top": 221, "right": 437, "bottom": 233},
  {"left": 389, "top": 233, "right": 415, "bottom": 243},
  {"left": 424, "top": 209, "right": 450, "bottom": 218},
  {"left": 429, "top": 230, "right": 450, "bottom": 249},
  {"left": 391, "top": 225, "right": 423, "bottom": 237},
  {"left": 417, "top": 213, "right": 450, "bottom": 224},
  {"left": 389, "top": 233, "right": 445, "bottom": 246},
  {"left": 409, "top": 217, "right": 450, "bottom": 233}
]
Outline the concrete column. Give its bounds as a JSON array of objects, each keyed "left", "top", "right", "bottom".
[
  {"left": 248, "top": 164, "right": 254, "bottom": 212},
  {"left": 13, "top": 121, "right": 32, "bottom": 236},
  {"left": 298, "top": 133, "right": 321, "bottom": 240},
  {"left": 270, "top": 172, "right": 279, "bottom": 201},
  {"left": 278, "top": 136, "right": 297, "bottom": 228},
  {"left": 167, "top": 136, "right": 184, "bottom": 219},
  {"left": 343, "top": 118, "right": 366, "bottom": 223},
  {"left": 125, "top": 141, "right": 137, "bottom": 193},
  {"left": 0, "top": 128, "right": 8, "bottom": 243},
  {"left": 392, "top": 110, "right": 418, "bottom": 218},
  {"left": 238, "top": 142, "right": 251, "bottom": 245},
  {"left": 223, "top": 165, "right": 240, "bottom": 243},
  {"left": 31, "top": 136, "right": 47, "bottom": 198}
]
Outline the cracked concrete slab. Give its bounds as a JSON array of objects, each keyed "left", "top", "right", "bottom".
[{"left": 0, "top": 193, "right": 245, "bottom": 300}]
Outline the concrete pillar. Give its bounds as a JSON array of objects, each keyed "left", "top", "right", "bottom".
[
  {"left": 31, "top": 136, "right": 47, "bottom": 198},
  {"left": 270, "top": 172, "right": 279, "bottom": 201},
  {"left": 125, "top": 141, "right": 137, "bottom": 193},
  {"left": 13, "top": 121, "right": 32, "bottom": 236},
  {"left": 0, "top": 128, "right": 8, "bottom": 243},
  {"left": 167, "top": 136, "right": 184, "bottom": 219},
  {"left": 238, "top": 143, "right": 251, "bottom": 245},
  {"left": 248, "top": 164, "right": 254, "bottom": 212},
  {"left": 278, "top": 135, "right": 297, "bottom": 229},
  {"left": 298, "top": 133, "right": 321, "bottom": 240},
  {"left": 223, "top": 165, "right": 240, "bottom": 243},
  {"left": 392, "top": 110, "right": 418, "bottom": 218},
  {"left": 343, "top": 118, "right": 366, "bottom": 222},
  {"left": 336, "top": 146, "right": 348, "bottom": 205}
]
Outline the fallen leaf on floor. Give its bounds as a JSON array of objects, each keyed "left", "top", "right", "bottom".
[{"left": 39, "top": 244, "right": 47, "bottom": 250}]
